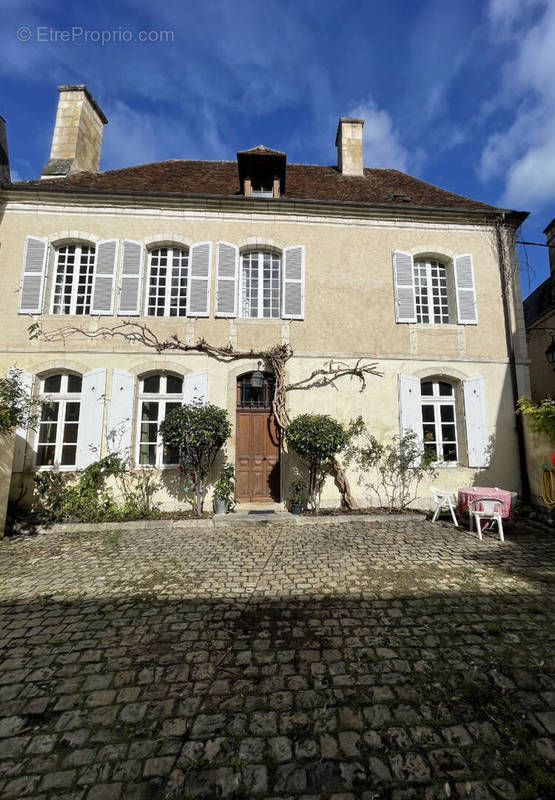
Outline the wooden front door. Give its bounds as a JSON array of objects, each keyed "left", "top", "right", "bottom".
[{"left": 236, "top": 373, "right": 280, "bottom": 502}]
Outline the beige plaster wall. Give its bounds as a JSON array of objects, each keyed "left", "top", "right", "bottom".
[
  {"left": 2, "top": 351, "right": 520, "bottom": 511},
  {"left": 0, "top": 207, "right": 510, "bottom": 360},
  {"left": 523, "top": 418, "right": 553, "bottom": 506},
  {"left": 0, "top": 201, "right": 525, "bottom": 511}
]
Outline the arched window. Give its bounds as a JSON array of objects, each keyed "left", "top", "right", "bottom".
[
  {"left": 51, "top": 244, "right": 96, "bottom": 315},
  {"left": 240, "top": 251, "right": 281, "bottom": 318},
  {"left": 146, "top": 247, "right": 189, "bottom": 316},
  {"left": 421, "top": 379, "right": 458, "bottom": 462},
  {"left": 137, "top": 373, "right": 183, "bottom": 466},
  {"left": 413, "top": 259, "right": 451, "bottom": 324},
  {"left": 36, "top": 373, "right": 82, "bottom": 466}
]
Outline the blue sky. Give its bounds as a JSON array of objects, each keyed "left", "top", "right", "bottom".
[{"left": 2, "top": 0, "right": 554, "bottom": 298}]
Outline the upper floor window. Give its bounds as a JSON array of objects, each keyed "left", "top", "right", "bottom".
[
  {"left": 138, "top": 373, "right": 183, "bottom": 466},
  {"left": 36, "top": 373, "right": 82, "bottom": 467},
  {"left": 251, "top": 182, "right": 274, "bottom": 198},
  {"left": 240, "top": 251, "right": 280, "bottom": 318},
  {"left": 421, "top": 379, "right": 458, "bottom": 463},
  {"left": 146, "top": 247, "right": 189, "bottom": 317},
  {"left": 414, "top": 259, "right": 450, "bottom": 324},
  {"left": 51, "top": 244, "right": 96, "bottom": 315}
]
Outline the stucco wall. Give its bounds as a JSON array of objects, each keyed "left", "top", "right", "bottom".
[
  {"left": 0, "top": 199, "right": 527, "bottom": 511},
  {"left": 527, "top": 311, "right": 555, "bottom": 402}
]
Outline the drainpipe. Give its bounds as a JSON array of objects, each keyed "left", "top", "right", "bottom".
[{"left": 495, "top": 212, "right": 530, "bottom": 502}]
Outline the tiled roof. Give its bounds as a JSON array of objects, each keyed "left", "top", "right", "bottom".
[
  {"left": 523, "top": 275, "right": 555, "bottom": 327},
  {"left": 14, "top": 159, "right": 507, "bottom": 213}
]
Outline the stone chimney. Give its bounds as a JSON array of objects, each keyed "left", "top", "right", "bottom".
[
  {"left": 0, "top": 116, "right": 10, "bottom": 186},
  {"left": 335, "top": 117, "right": 364, "bottom": 177},
  {"left": 41, "top": 85, "right": 107, "bottom": 179}
]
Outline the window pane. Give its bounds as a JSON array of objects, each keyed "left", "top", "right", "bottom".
[
  {"left": 39, "top": 422, "right": 57, "bottom": 443},
  {"left": 67, "top": 375, "right": 82, "bottom": 393},
  {"left": 143, "top": 376, "right": 160, "bottom": 394},
  {"left": 37, "top": 445, "right": 56, "bottom": 467},
  {"left": 423, "top": 424, "right": 436, "bottom": 442},
  {"left": 443, "top": 444, "right": 457, "bottom": 461},
  {"left": 440, "top": 405, "right": 454, "bottom": 422},
  {"left": 44, "top": 375, "right": 62, "bottom": 393},
  {"left": 163, "top": 445, "right": 179, "bottom": 465},
  {"left": 139, "top": 444, "right": 156, "bottom": 465},
  {"left": 63, "top": 423, "right": 79, "bottom": 444},
  {"left": 166, "top": 376, "right": 183, "bottom": 394},
  {"left": 60, "top": 445, "right": 77, "bottom": 465},
  {"left": 41, "top": 401, "right": 59, "bottom": 422},
  {"left": 65, "top": 402, "right": 80, "bottom": 422},
  {"left": 140, "top": 422, "right": 158, "bottom": 441},
  {"left": 424, "top": 443, "right": 437, "bottom": 460},
  {"left": 439, "top": 381, "right": 453, "bottom": 396},
  {"left": 441, "top": 424, "right": 456, "bottom": 442},
  {"left": 421, "top": 382, "right": 433, "bottom": 396},
  {"left": 422, "top": 405, "right": 435, "bottom": 423}
]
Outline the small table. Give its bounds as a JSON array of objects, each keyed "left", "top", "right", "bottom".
[{"left": 457, "top": 486, "right": 514, "bottom": 522}]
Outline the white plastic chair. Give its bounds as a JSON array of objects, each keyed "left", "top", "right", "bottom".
[
  {"left": 430, "top": 486, "right": 459, "bottom": 526},
  {"left": 469, "top": 497, "right": 505, "bottom": 542}
]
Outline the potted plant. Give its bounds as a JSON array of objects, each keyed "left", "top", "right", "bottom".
[
  {"left": 212, "top": 463, "right": 235, "bottom": 515},
  {"left": 289, "top": 479, "right": 306, "bottom": 515}
]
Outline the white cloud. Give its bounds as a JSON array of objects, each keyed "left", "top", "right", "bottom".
[
  {"left": 349, "top": 99, "right": 410, "bottom": 172},
  {"left": 480, "top": 0, "right": 555, "bottom": 207}
]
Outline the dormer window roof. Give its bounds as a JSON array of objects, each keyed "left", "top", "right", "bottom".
[{"left": 237, "top": 144, "right": 286, "bottom": 197}]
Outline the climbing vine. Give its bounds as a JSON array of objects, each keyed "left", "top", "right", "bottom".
[{"left": 29, "top": 320, "right": 383, "bottom": 508}]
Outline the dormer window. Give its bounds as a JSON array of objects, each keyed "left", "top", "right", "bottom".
[{"left": 237, "top": 145, "right": 286, "bottom": 199}]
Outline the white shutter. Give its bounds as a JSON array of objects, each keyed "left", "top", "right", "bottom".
[
  {"left": 187, "top": 242, "right": 211, "bottom": 317},
  {"left": 392, "top": 250, "right": 417, "bottom": 323},
  {"left": 91, "top": 239, "right": 118, "bottom": 315},
  {"left": 76, "top": 369, "right": 107, "bottom": 468},
  {"left": 9, "top": 368, "right": 33, "bottom": 472},
  {"left": 454, "top": 253, "right": 477, "bottom": 324},
  {"left": 183, "top": 370, "right": 208, "bottom": 404},
  {"left": 106, "top": 369, "right": 135, "bottom": 458},
  {"left": 282, "top": 246, "right": 305, "bottom": 320},
  {"left": 215, "top": 242, "right": 238, "bottom": 317},
  {"left": 118, "top": 240, "right": 143, "bottom": 315},
  {"left": 398, "top": 373, "right": 422, "bottom": 465},
  {"left": 18, "top": 237, "right": 48, "bottom": 314},
  {"left": 463, "top": 375, "right": 488, "bottom": 467}
]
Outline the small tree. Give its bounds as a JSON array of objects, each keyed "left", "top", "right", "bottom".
[
  {"left": 0, "top": 370, "right": 40, "bottom": 435},
  {"left": 346, "top": 429, "right": 437, "bottom": 510},
  {"left": 159, "top": 401, "right": 231, "bottom": 516},
  {"left": 285, "top": 414, "right": 357, "bottom": 510}
]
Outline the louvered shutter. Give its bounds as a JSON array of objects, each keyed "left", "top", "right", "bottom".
[
  {"left": 187, "top": 242, "right": 211, "bottom": 317},
  {"left": 392, "top": 250, "right": 417, "bottom": 323},
  {"left": 91, "top": 239, "right": 118, "bottom": 315},
  {"left": 118, "top": 240, "right": 143, "bottom": 315},
  {"left": 107, "top": 369, "right": 135, "bottom": 458},
  {"left": 18, "top": 237, "right": 48, "bottom": 314},
  {"left": 463, "top": 375, "right": 488, "bottom": 467},
  {"left": 454, "top": 254, "right": 477, "bottom": 324},
  {"left": 8, "top": 368, "right": 33, "bottom": 471},
  {"left": 215, "top": 242, "right": 238, "bottom": 317},
  {"left": 76, "top": 369, "right": 107, "bottom": 468},
  {"left": 183, "top": 370, "right": 208, "bottom": 405},
  {"left": 398, "top": 373, "right": 422, "bottom": 465},
  {"left": 282, "top": 246, "right": 305, "bottom": 320}
]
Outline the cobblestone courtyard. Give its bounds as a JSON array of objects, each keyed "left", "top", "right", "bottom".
[{"left": 0, "top": 518, "right": 554, "bottom": 800}]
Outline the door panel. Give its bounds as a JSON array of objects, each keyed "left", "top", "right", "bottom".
[{"left": 236, "top": 409, "right": 280, "bottom": 501}]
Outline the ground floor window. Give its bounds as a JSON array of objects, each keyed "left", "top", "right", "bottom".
[
  {"left": 37, "top": 373, "right": 82, "bottom": 466},
  {"left": 421, "top": 379, "right": 458, "bottom": 462},
  {"left": 138, "top": 373, "right": 183, "bottom": 466}
]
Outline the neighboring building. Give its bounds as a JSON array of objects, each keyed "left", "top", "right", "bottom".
[
  {"left": 523, "top": 218, "right": 555, "bottom": 401},
  {"left": 0, "top": 85, "right": 532, "bottom": 511}
]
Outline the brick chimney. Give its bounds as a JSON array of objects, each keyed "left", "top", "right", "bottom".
[
  {"left": 0, "top": 116, "right": 10, "bottom": 186},
  {"left": 41, "top": 85, "right": 107, "bottom": 179},
  {"left": 335, "top": 117, "right": 364, "bottom": 177}
]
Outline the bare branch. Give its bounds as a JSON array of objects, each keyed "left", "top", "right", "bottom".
[{"left": 286, "top": 359, "right": 383, "bottom": 393}]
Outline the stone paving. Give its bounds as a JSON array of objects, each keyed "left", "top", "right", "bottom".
[{"left": 0, "top": 518, "right": 554, "bottom": 800}]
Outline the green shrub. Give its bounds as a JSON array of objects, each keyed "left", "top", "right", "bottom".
[
  {"left": 518, "top": 396, "right": 555, "bottom": 443},
  {"left": 0, "top": 369, "right": 41, "bottom": 435},
  {"left": 159, "top": 401, "right": 231, "bottom": 516},
  {"left": 285, "top": 414, "right": 356, "bottom": 510}
]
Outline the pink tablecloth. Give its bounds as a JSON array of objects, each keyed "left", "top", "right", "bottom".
[{"left": 457, "top": 487, "right": 514, "bottom": 520}]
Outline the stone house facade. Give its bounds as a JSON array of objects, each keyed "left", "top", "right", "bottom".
[{"left": 0, "top": 85, "right": 532, "bottom": 513}]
